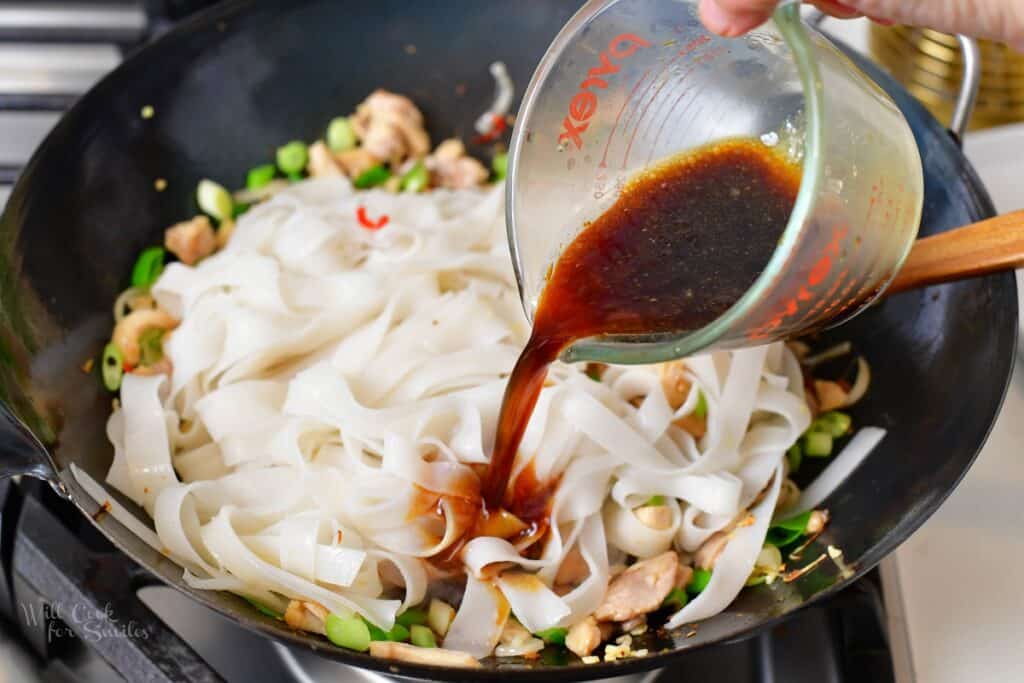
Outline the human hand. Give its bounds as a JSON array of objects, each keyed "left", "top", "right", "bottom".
[{"left": 698, "top": 0, "right": 1024, "bottom": 48}]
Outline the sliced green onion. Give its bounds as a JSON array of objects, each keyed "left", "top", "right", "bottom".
[
  {"left": 399, "top": 161, "right": 429, "bottom": 193},
  {"left": 766, "top": 510, "right": 812, "bottom": 547},
  {"left": 786, "top": 442, "right": 803, "bottom": 473},
  {"left": 131, "top": 247, "right": 165, "bottom": 289},
  {"left": 395, "top": 608, "right": 428, "bottom": 627},
  {"left": 803, "top": 431, "right": 834, "bottom": 457},
  {"left": 409, "top": 624, "right": 437, "bottom": 648},
  {"left": 276, "top": 141, "right": 309, "bottom": 175},
  {"left": 534, "top": 627, "right": 568, "bottom": 645},
  {"left": 246, "top": 163, "right": 276, "bottom": 190},
  {"left": 492, "top": 152, "right": 508, "bottom": 181},
  {"left": 243, "top": 596, "right": 282, "bottom": 620},
  {"left": 101, "top": 343, "right": 124, "bottom": 392},
  {"left": 286, "top": 171, "right": 303, "bottom": 182},
  {"left": 746, "top": 574, "right": 767, "bottom": 587},
  {"left": 326, "top": 117, "right": 357, "bottom": 152},
  {"left": 137, "top": 328, "right": 165, "bottom": 367},
  {"left": 662, "top": 587, "right": 688, "bottom": 609},
  {"left": 686, "top": 568, "right": 712, "bottom": 596},
  {"left": 353, "top": 164, "right": 391, "bottom": 189},
  {"left": 694, "top": 390, "right": 708, "bottom": 419},
  {"left": 811, "top": 411, "right": 852, "bottom": 438},
  {"left": 362, "top": 617, "right": 410, "bottom": 642},
  {"left": 644, "top": 495, "right": 666, "bottom": 507},
  {"left": 324, "top": 614, "right": 371, "bottom": 652},
  {"left": 197, "top": 179, "right": 234, "bottom": 220},
  {"left": 232, "top": 202, "right": 251, "bottom": 219}
]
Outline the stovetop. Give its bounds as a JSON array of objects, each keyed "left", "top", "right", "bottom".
[{"left": 0, "top": 2, "right": 898, "bottom": 681}]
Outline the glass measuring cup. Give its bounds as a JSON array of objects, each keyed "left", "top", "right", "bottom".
[{"left": 506, "top": 0, "right": 924, "bottom": 364}]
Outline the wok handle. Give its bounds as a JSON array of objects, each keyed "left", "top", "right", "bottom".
[{"left": 886, "top": 209, "right": 1024, "bottom": 295}]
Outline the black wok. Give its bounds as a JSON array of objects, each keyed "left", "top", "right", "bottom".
[{"left": 0, "top": 0, "right": 1014, "bottom": 680}]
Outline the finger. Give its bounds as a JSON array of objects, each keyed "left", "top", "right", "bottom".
[
  {"left": 809, "top": 0, "right": 863, "bottom": 19},
  {"left": 698, "top": 0, "right": 775, "bottom": 36}
]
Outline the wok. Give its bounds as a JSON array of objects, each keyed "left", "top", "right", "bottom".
[{"left": 0, "top": 0, "right": 1014, "bottom": 680}]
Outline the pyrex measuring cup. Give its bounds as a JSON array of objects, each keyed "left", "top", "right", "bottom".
[{"left": 507, "top": 0, "right": 924, "bottom": 364}]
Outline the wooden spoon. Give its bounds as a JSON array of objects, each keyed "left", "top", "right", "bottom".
[{"left": 886, "top": 209, "right": 1024, "bottom": 295}]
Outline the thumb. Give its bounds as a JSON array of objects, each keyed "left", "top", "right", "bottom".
[{"left": 699, "top": 0, "right": 779, "bottom": 36}]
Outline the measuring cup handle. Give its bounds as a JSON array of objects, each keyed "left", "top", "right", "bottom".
[{"left": 949, "top": 35, "right": 981, "bottom": 143}]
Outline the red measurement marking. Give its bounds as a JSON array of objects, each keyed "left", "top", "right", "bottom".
[{"left": 356, "top": 206, "right": 389, "bottom": 230}]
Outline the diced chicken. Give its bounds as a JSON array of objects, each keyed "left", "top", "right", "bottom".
[
  {"left": 594, "top": 551, "right": 679, "bottom": 622},
  {"left": 425, "top": 138, "right": 488, "bottom": 189},
  {"left": 659, "top": 360, "right": 690, "bottom": 410},
  {"left": 164, "top": 215, "right": 216, "bottom": 265},
  {"left": 566, "top": 616, "right": 603, "bottom": 658},
  {"left": 369, "top": 641, "right": 480, "bottom": 668},
  {"left": 634, "top": 504, "right": 673, "bottom": 530},
  {"left": 351, "top": 90, "right": 431, "bottom": 165},
  {"left": 335, "top": 147, "right": 379, "bottom": 178},
  {"left": 695, "top": 532, "right": 728, "bottom": 571},
  {"left": 284, "top": 600, "right": 328, "bottom": 635},
  {"left": 674, "top": 413, "right": 707, "bottom": 439},
  {"left": 675, "top": 564, "right": 694, "bottom": 591},
  {"left": 621, "top": 615, "right": 647, "bottom": 634},
  {"left": 814, "top": 380, "right": 848, "bottom": 412},
  {"left": 307, "top": 140, "right": 344, "bottom": 178},
  {"left": 112, "top": 308, "right": 178, "bottom": 367}
]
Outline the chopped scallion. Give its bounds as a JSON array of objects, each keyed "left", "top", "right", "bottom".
[
  {"left": 811, "top": 411, "right": 852, "bottom": 438},
  {"left": 694, "top": 390, "right": 708, "bottom": 419},
  {"left": 803, "top": 431, "right": 834, "bottom": 457},
  {"left": 196, "top": 179, "right": 234, "bottom": 221},
  {"left": 353, "top": 164, "right": 391, "bottom": 189},
  {"left": 246, "top": 163, "right": 276, "bottom": 190},
  {"left": 534, "top": 627, "right": 568, "bottom": 645},
  {"left": 362, "top": 617, "right": 410, "bottom": 642},
  {"left": 644, "top": 495, "right": 666, "bottom": 507},
  {"left": 767, "top": 510, "right": 812, "bottom": 547},
  {"left": 276, "top": 141, "right": 309, "bottom": 175},
  {"left": 492, "top": 152, "right": 508, "bottom": 181},
  {"left": 326, "top": 117, "right": 357, "bottom": 152},
  {"left": 662, "top": 587, "right": 688, "bottom": 609},
  {"left": 399, "top": 161, "right": 429, "bottom": 192},
  {"left": 243, "top": 596, "right": 282, "bottom": 620},
  {"left": 324, "top": 614, "right": 371, "bottom": 652},
  {"left": 395, "top": 607, "right": 428, "bottom": 627},
  {"left": 130, "top": 246, "right": 165, "bottom": 289},
  {"left": 786, "top": 442, "right": 803, "bottom": 473},
  {"left": 232, "top": 202, "right": 251, "bottom": 218},
  {"left": 409, "top": 624, "right": 437, "bottom": 648},
  {"left": 687, "top": 568, "right": 712, "bottom": 596},
  {"left": 101, "top": 343, "right": 124, "bottom": 392}
]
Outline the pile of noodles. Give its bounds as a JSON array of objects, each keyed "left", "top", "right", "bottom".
[{"left": 77, "top": 176, "right": 882, "bottom": 657}]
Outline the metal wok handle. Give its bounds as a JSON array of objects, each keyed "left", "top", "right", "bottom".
[{"left": 950, "top": 35, "right": 981, "bottom": 142}]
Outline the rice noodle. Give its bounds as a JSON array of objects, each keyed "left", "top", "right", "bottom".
[{"left": 98, "top": 174, "right": 881, "bottom": 655}]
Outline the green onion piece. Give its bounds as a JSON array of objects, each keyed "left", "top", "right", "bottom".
[
  {"left": 686, "top": 568, "right": 712, "bottom": 596},
  {"left": 803, "top": 431, "right": 834, "bottom": 457},
  {"left": 324, "top": 614, "right": 371, "bottom": 652},
  {"left": 644, "top": 495, "right": 666, "bottom": 507},
  {"left": 786, "top": 442, "right": 803, "bottom": 473},
  {"left": 137, "top": 328, "right": 165, "bottom": 367},
  {"left": 694, "top": 390, "right": 708, "bottom": 419},
  {"left": 364, "top": 619, "right": 389, "bottom": 642},
  {"left": 326, "top": 117, "right": 357, "bottom": 152},
  {"left": 766, "top": 510, "right": 812, "bottom": 547},
  {"left": 353, "top": 164, "right": 391, "bottom": 189},
  {"left": 662, "top": 587, "right": 688, "bottom": 609},
  {"left": 395, "top": 607, "right": 428, "bottom": 627},
  {"left": 492, "top": 152, "right": 508, "bottom": 181},
  {"left": 409, "top": 624, "right": 437, "bottom": 648},
  {"left": 246, "top": 163, "right": 277, "bottom": 190},
  {"left": 811, "top": 411, "right": 852, "bottom": 438},
  {"left": 196, "top": 179, "right": 234, "bottom": 221},
  {"left": 534, "top": 627, "right": 568, "bottom": 645},
  {"left": 387, "top": 623, "right": 411, "bottom": 642},
  {"left": 131, "top": 247, "right": 165, "bottom": 289},
  {"left": 399, "top": 161, "right": 429, "bottom": 192},
  {"left": 745, "top": 573, "right": 767, "bottom": 587},
  {"left": 101, "top": 343, "right": 124, "bottom": 392},
  {"left": 232, "top": 202, "right": 251, "bottom": 219},
  {"left": 243, "top": 596, "right": 282, "bottom": 619},
  {"left": 276, "top": 141, "right": 309, "bottom": 175},
  {"left": 286, "top": 171, "right": 303, "bottom": 183}
]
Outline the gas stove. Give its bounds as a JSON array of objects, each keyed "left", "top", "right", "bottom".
[{"left": 0, "top": 3, "right": 899, "bottom": 681}]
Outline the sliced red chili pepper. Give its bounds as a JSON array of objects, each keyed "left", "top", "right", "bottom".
[
  {"left": 474, "top": 113, "right": 508, "bottom": 145},
  {"left": 356, "top": 205, "right": 389, "bottom": 230}
]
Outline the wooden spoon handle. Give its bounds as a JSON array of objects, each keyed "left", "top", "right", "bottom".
[{"left": 886, "top": 209, "right": 1024, "bottom": 295}]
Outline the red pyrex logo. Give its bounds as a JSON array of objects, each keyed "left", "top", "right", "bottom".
[{"left": 558, "top": 33, "right": 651, "bottom": 150}]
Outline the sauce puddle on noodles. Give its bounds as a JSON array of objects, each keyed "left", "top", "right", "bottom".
[{"left": 480, "top": 138, "right": 801, "bottom": 521}]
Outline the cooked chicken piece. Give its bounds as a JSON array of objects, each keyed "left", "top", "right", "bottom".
[
  {"left": 634, "top": 504, "right": 673, "bottom": 530},
  {"left": 307, "top": 140, "right": 343, "bottom": 178},
  {"left": 369, "top": 641, "right": 480, "bottom": 668},
  {"left": 814, "top": 379, "right": 848, "bottom": 412},
  {"left": 675, "top": 564, "right": 694, "bottom": 590},
  {"left": 426, "top": 138, "right": 488, "bottom": 189},
  {"left": 164, "top": 215, "right": 216, "bottom": 266},
  {"left": 621, "top": 615, "right": 647, "bottom": 634},
  {"left": 674, "top": 413, "right": 707, "bottom": 439},
  {"left": 594, "top": 551, "right": 679, "bottom": 622},
  {"left": 554, "top": 546, "right": 589, "bottom": 590},
  {"left": 351, "top": 90, "right": 430, "bottom": 165},
  {"left": 112, "top": 308, "right": 178, "bottom": 367},
  {"left": 284, "top": 600, "right": 328, "bottom": 635},
  {"left": 659, "top": 360, "right": 690, "bottom": 410},
  {"left": 335, "top": 147, "right": 379, "bottom": 178},
  {"left": 565, "top": 616, "right": 603, "bottom": 658},
  {"left": 695, "top": 532, "right": 728, "bottom": 571}
]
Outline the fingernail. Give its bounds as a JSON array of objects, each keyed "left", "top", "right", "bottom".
[{"left": 699, "top": 0, "right": 734, "bottom": 36}]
